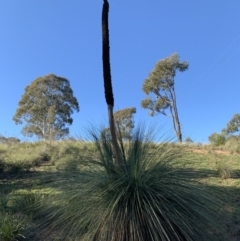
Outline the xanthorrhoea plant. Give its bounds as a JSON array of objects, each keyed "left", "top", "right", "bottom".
[
  {"left": 27, "top": 1, "right": 226, "bottom": 239},
  {"left": 32, "top": 125, "right": 226, "bottom": 241}
]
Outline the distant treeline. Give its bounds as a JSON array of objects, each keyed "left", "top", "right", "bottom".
[{"left": 0, "top": 135, "right": 20, "bottom": 143}]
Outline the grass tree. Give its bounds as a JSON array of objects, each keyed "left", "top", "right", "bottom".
[
  {"left": 31, "top": 126, "right": 226, "bottom": 241},
  {"left": 29, "top": 1, "right": 226, "bottom": 241}
]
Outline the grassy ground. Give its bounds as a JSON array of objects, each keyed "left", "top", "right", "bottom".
[{"left": 0, "top": 141, "right": 239, "bottom": 240}]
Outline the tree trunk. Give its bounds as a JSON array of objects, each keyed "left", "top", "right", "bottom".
[
  {"left": 172, "top": 90, "right": 182, "bottom": 143},
  {"left": 102, "top": 0, "right": 122, "bottom": 168},
  {"left": 169, "top": 87, "right": 182, "bottom": 143},
  {"left": 175, "top": 116, "right": 182, "bottom": 143}
]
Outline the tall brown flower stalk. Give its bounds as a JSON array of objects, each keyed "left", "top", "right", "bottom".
[{"left": 101, "top": 0, "right": 121, "bottom": 168}]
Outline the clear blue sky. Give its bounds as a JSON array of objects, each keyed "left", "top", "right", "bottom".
[{"left": 0, "top": 1, "right": 239, "bottom": 143}]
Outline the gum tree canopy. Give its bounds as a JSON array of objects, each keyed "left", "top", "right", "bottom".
[
  {"left": 224, "top": 114, "right": 240, "bottom": 135},
  {"left": 13, "top": 74, "right": 79, "bottom": 141},
  {"left": 141, "top": 53, "right": 189, "bottom": 142},
  {"left": 114, "top": 107, "right": 136, "bottom": 139},
  {"left": 101, "top": 107, "right": 137, "bottom": 140}
]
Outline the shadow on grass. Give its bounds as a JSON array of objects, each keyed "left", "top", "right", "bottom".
[
  {"left": 1, "top": 166, "right": 240, "bottom": 241},
  {"left": 230, "top": 169, "right": 240, "bottom": 179},
  {"left": 167, "top": 167, "right": 240, "bottom": 180}
]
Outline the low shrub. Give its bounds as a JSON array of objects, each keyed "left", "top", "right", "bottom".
[
  {"left": 209, "top": 133, "right": 226, "bottom": 146},
  {"left": 0, "top": 195, "right": 10, "bottom": 213},
  {"left": 216, "top": 161, "right": 231, "bottom": 179},
  {"left": 184, "top": 137, "right": 194, "bottom": 143},
  {"left": 225, "top": 137, "right": 240, "bottom": 154},
  {"left": 0, "top": 214, "right": 26, "bottom": 241},
  {"left": 6, "top": 162, "right": 24, "bottom": 174},
  {"left": 13, "top": 193, "right": 48, "bottom": 216}
]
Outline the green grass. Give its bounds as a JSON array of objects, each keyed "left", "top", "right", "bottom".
[{"left": 0, "top": 137, "right": 239, "bottom": 240}]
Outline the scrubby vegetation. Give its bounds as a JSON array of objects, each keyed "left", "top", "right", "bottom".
[
  {"left": 189, "top": 135, "right": 240, "bottom": 155},
  {"left": 0, "top": 132, "right": 239, "bottom": 240}
]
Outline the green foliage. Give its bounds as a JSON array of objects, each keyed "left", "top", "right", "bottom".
[
  {"left": 208, "top": 133, "right": 226, "bottom": 146},
  {"left": 225, "top": 137, "right": 240, "bottom": 154},
  {"left": 0, "top": 214, "right": 26, "bottom": 241},
  {"left": 15, "top": 193, "right": 48, "bottom": 217},
  {"left": 0, "top": 135, "right": 20, "bottom": 144},
  {"left": 13, "top": 74, "right": 79, "bottom": 141},
  {"left": 226, "top": 135, "right": 240, "bottom": 142},
  {"left": 0, "top": 142, "right": 55, "bottom": 173},
  {"left": 32, "top": 126, "right": 225, "bottom": 241},
  {"left": 224, "top": 114, "right": 240, "bottom": 135},
  {"left": 184, "top": 137, "right": 193, "bottom": 143},
  {"left": 1, "top": 138, "right": 240, "bottom": 239},
  {"left": 216, "top": 161, "right": 231, "bottom": 179},
  {"left": 0, "top": 140, "right": 98, "bottom": 174},
  {"left": 101, "top": 107, "right": 137, "bottom": 140},
  {"left": 141, "top": 53, "right": 188, "bottom": 142},
  {"left": 114, "top": 107, "right": 136, "bottom": 139},
  {"left": 7, "top": 162, "right": 27, "bottom": 175}
]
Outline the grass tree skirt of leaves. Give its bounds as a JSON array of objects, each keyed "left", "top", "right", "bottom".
[{"left": 29, "top": 125, "right": 226, "bottom": 241}]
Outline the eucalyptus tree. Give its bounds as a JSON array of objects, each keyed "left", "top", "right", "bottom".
[
  {"left": 114, "top": 107, "right": 136, "bottom": 139},
  {"left": 223, "top": 113, "right": 240, "bottom": 136},
  {"left": 101, "top": 107, "right": 137, "bottom": 140},
  {"left": 13, "top": 74, "right": 79, "bottom": 141},
  {"left": 141, "top": 53, "right": 188, "bottom": 142}
]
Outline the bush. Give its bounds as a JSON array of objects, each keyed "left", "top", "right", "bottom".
[
  {"left": 0, "top": 135, "right": 20, "bottom": 144},
  {"left": 32, "top": 151, "right": 51, "bottom": 166},
  {"left": 8, "top": 162, "right": 25, "bottom": 174},
  {"left": 216, "top": 161, "right": 231, "bottom": 179},
  {"left": 0, "top": 142, "right": 56, "bottom": 173},
  {"left": 184, "top": 137, "right": 193, "bottom": 143},
  {"left": 225, "top": 137, "right": 240, "bottom": 153},
  {"left": 55, "top": 155, "right": 80, "bottom": 172},
  {"left": 208, "top": 133, "right": 226, "bottom": 146},
  {"left": 0, "top": 214, "right": 26, "bottom": 241}
]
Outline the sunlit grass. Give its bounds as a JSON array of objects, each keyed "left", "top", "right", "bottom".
[{"left": 0, "top": 132, "right": 239, "bottom": 240}]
